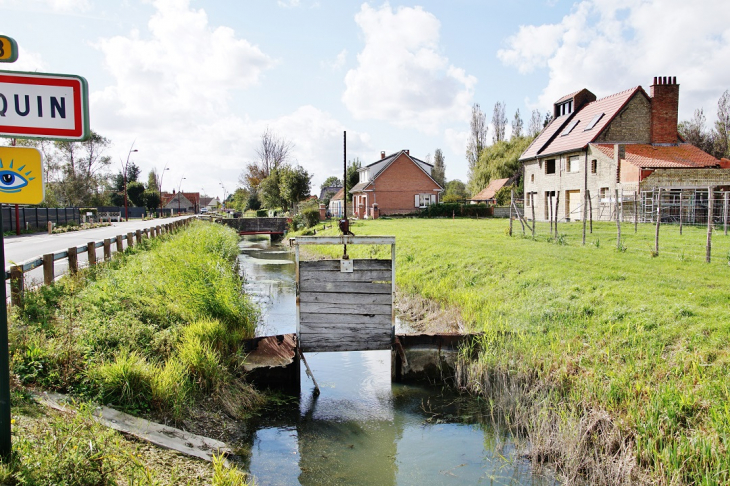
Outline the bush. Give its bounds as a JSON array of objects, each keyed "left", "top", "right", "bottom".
[
  {"left": 302, "top": 206, "right": 321, "bottom": 228},
  {"left": 419, "top": 203, "right": 491, "bottom": 218}
]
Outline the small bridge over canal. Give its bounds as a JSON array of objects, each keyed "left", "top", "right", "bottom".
[{"left": 220, "top": 217, "right": 288, "bottom": 239}]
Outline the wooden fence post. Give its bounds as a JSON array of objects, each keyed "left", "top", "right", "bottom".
[
  {"left": 706, "top": 186, "right": 714, "bottom": 263},
  {"left": 116, "top": 235, "right": 123, "bottom": 253},
  {"left": 43, "top": 254, "right": 54, "bottom": 285},
  {"left": 509, "top": 190, "right": 514, "bottom": 236},
  {"left": 634, "top": 191, "right": 638, "bottom": 233},
  {"left": 587, "top": 190, "right": 593, "bottom": 234},
  {"left": 531, "top": 193, "right": 536, "bottom": 237},
  {"left": 10, "top": 265, "right": 23, "bottom": 307},
  {"left": 582, "top": 189, "right": 587, "bottom": 246},
  {"left": 135, "top": 230, "right": 142, "bottom": 245},
  {"left": 103, "top": 238, "right": 112, "bottom": 261},
  {"left": 157, "top": 225, "right": 162, "bottom": 237},
  {"left": 554, "top": 191, "right": 560, "bottom": 238},
  {"left": 549, "top": 193, "right": 553, "bottom": 236},
  {"left": 68, "top": 247, "right": 78, "bottom": 274},
  {"left": 722, "top": 191, "right": 730, "bottom": 236},
  {"left": 654, "top": 188, "right": 662, "bottom": 256},
  {"left": 126, "top": 232, "right": 135, "bottom": 248},
  {"left": 679, "top": 190, "right": 683, "bottom": 236},
  {"left": 616, "top": 189, "right": 622, "bottom": 250},
  {"left": 87, "top": 241, "right": 96, "bottom": 266}
]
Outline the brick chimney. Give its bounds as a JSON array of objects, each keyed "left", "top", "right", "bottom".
[
  {"left": 650, "top": 76, "right": 679, "bottom": 144},
  {"left": 405, "top": 149, "right": 409, "bottom": 155},
  {"left": 381, "top": 151, "right": 386, "bottom": 159}
]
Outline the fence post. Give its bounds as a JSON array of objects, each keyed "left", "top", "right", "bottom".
[
  {"left": 587, "top": 190, "right": 593, "bottom": 234},
  {"left": 722, "top": 191, "right": 730, "bottom": 236},
  {"left": 634, "top": 191, "right": 638, "bottom": 233},
  {"left": 103, "top": 238, "right": 112, "bottom": 261},
  {"left": 135, "top": 230, "right": 142, "bottom": 245},
  {"left": 706, "top": 186, "right": 714, "bottom": 263},
  {"left": 42, "top": 254, "right": 54, "bottom": 285},
  {"left": 87, "top": 241, "right": 96, "bottom": 266},
  {"left": 549, "top": 194, "right": 553, "bottom": 236},
  {"left": 9, "top": 266, "right": 23, "bottom": 307},
  {"left": 679, "top": 190, "right": 684, "bottom": 235},
  {"left": 616, "top": 188, "right": 622, "bottom": 250},
  {"left": 654, "top": 188, "right": 662, "bottom": 256},
  {"left": 530, "top": 193, "right": 536, "bottom": 237},
  {"left": 554, "top": 191, "right": 560, "bottom": 238},
  {"left": 509, "top": 190, "right": 514, "bottom": 236},
  {"left": 116, "top": 235, "right": 123, "bottom": 253},
  {"left": 156, "top": 225, "right": 162, "bottom": 237},
  {"left": 68, "top": 247, "right": 78, "bottom": 274},
  {"left": 126, "top": 232, "right": 135, "bottom": 249}
]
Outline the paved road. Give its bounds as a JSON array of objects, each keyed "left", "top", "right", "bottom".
[{"left": 2, "top": 216, "right": 193, "bottom": 286}]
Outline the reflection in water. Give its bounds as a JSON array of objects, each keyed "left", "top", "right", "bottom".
[{"left": 238, "top": 236, "right": 557, "bottom": 486}]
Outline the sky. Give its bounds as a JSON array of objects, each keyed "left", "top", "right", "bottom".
[{"left": 1, "top": 0, "right": 730, "bottom": 201}]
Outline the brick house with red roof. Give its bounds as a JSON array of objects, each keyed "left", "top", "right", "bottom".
[
  {"left": 350, "top": 150, "right": 443, "bottom": 217},
  {"left": 520, "top": 77, "right": 728, "bottom": 222}
]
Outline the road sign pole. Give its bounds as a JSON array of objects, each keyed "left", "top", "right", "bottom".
[{"left": 0, "top": 206, "right": 11, "bottom": 458}]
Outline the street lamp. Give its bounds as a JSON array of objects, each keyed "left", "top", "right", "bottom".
[
  {"left": 120, "top": 142, "right": 138, "bottom": 222},
  {"left": 157, "top": 165, "right": 170, "bottom": 216},
  {"left": 220, "top": 183, "right": 227, "bottom": 211},
  {"left": 177, "top": 176, "right": 186, "bottom": 215}
]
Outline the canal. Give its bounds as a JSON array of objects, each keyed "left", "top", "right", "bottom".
[{"left": 238, "top": 236, "right": 557, "bottom": 486}]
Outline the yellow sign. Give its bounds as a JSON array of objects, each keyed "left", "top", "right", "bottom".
[
  {"left": 0, "top": 36, "right": 18, "bottom": 63},
  {"left": 0, "top": 147, "right": 44, "bottom": 204}
]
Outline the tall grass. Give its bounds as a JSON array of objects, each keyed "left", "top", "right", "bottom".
[
  {"left": 9, "top": 221, "right": 261, "bottom": 420},
  {"left": 296, "top": 218, "right": 730, "bottom": 485}
]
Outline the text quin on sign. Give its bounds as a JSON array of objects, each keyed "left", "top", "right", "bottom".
[{"left": 0, "top": 70, "right": 89, "bottom": 141}]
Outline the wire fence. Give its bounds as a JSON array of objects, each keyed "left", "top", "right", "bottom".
[{"left": 506, "top": 188, "right": 730, "bottom": 266}]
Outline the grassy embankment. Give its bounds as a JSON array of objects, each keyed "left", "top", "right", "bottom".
[
  {"left": 3, "top": 220, "right": 259, "bottom": 485},
  {"left": 301, "top": 217, "right": 730, "bottom": 485}
]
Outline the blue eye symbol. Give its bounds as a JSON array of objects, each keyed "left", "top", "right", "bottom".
[{"left": 0, "top": 171, "right": 29, "bottom": 193}]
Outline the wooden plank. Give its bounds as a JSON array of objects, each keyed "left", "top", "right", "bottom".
[
  {"left": 299, "top": 281, "right": 391, "bottom": 294},
  {"left": 299, "top": 292, "right": 391, "bottom": 305},
  {"left": 299, "top": 313, "right": 392, "bottom": 326},
  {"left": 299, "top": 302, "right": 391, "bottom": 315},
  {"left": 301, "top": 342, "right": 391, "bottom": 353},
  {"left": 300, "top": 259, "right": 391, "bottom": 271},
  {"left": 300, "top": 332, "right": 392, "bottom": 352},
  {"left": 300, "top": 270, "right": 391, "bottom": 283},
  {"left": 296, "top": 236, "right": 395, "bottom": 246}
]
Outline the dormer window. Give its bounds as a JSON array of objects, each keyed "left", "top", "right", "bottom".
[
  {"left": 560, "top": 119, "right": 580, "bottom": 136},
  {"left": 584, "top": 112, "right": 604, "bottom": 131},
  {"left": 558, "top": 100, "right": 573, "bottom": 116}
]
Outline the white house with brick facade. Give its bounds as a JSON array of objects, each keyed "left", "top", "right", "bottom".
[
  {"left": 349, "top": 150, "right": 443, "bottom": 218},
  {"left": 520, "top": 76, "right": 723, "bottom": 222}
]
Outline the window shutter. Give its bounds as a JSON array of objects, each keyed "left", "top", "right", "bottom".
[{"left": 415, "top": 194, "right": 420, "bottom": 207}]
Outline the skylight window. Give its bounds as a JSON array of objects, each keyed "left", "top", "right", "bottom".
[
  {"left": 560, "top": 119, "right": 580, "bottom": 136},
  {"left": 584, "top": 113, "right": 604, "bottom": 131}
]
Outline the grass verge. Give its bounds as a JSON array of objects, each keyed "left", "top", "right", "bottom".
[{"left": 293, "top": 217, "right": 730, "bottom": 485}]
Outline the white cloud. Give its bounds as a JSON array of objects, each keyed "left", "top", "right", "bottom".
[
  {"left": 10, "top": 47, "right": 46, "bottom": 72},
  {"left": 0, "top": 0, "right": 90, "bottom": 12},
  {"left": 277, "top": 0, "right": 300, "bottom": 8},
  {"left": 342, "top": 3, "right": 476, "bottom": 135},
  {"left": 498, "top": 0, "right": 730, "bottom": 121},
  {"left": 87, "top": 0, "right": 365, "bottom": 194},
  {"left": 321, "top": 49, "right": 347, "bottom": 71}
]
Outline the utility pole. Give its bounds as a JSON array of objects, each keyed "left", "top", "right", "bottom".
[{"left": 120, "top": 142, "right": 138, "bottom": 222}]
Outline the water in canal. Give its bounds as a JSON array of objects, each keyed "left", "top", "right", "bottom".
[{"left": 239, "top": 236, "right": 557, "bottom": 486}]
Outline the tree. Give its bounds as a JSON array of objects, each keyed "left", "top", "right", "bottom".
[
  {"left": 142, "top": 190, "right": 161, "bottom": 211},
  {"left": 247, "top": 192, "right": 262, "bottom": 211},
  {"left": 511, "top": 109, "right": 524, "bottom": 139},
  {"left": 714, "top": 90, "right": 730, "bottom": 159},
  {"left": 543, "top": 112, "right": 553, "bottom": 128},
  {"left": 127, "top": 181, "right": 146, "bottom": 207},
  {"left": 442, "top": 179, "right": 468, "bottom": 202},
  {"left": 321, "top": 176, "right": 342, "bottom": 189},
  {"left": 256, "top": 127, "right": 293, "bottom": 176},
  {"left": 147, "top": 169, "right": 159, "bottom": 192},
  {"left": 679, "top": 108, "right": 716, "bottom": 155},
  {"left": 432, "top": 149, "right": 445, "bottom": 187},
  {"left": 466, "top": 103, "right": 488, "bottom": 185},
  {"left": 239, "top": 161, "right": 267, "bottom": 192},
  {"left": 468, "top": 135, "right": 535, "bottom": 195},
  {"left": 54, "top": 131, "right": 112, "bottom": 207},
  {"left": 528, "top": 109, "right": 542, "bottom": 137},
  {"left": 346, "top": 157, "right": 361, "bottom": 202},
  {"left": 279, "top": 165, "right": 312, "bottom": 212},
  {"left": 258, "top": 169, "right": 283, "bottom": 210},
  {"left": 492, "top": 101, "right": 507, "bottom": 143}
]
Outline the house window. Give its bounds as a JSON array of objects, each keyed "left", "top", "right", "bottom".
[
  {"left": 561, "top": 119, "right": 580, "bottom": 136},
  {"left": 599, "top": 187, "right": 610, "bottom": 203},
  {"left": 526, "top": 193, "right": 531, "bottom": 207},
  {"left": 545, "top": 159, "right": 556, "bottom": 175},
  {"left": 568, "top": 155, "right": 580, "bottom": 173},
  {"left": 559, "top": 100, "right": 573, "bottom": 116},
  {"left": 530, "top": 173, "right": 535, "bottom": 183},
  {"left": 584, "top": 113, "right": 604, "bottom": 131},
  {"left": 415, "top": 193, "right": 435, "bottom": 208},
  {"left": 591, "top": 159, "right": 597, "bottom": 174}
]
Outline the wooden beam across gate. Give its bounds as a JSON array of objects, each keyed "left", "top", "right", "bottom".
[{"left": 294, "top": 236, "right": 395, "bottom": 353}]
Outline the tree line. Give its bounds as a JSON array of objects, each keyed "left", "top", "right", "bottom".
[
  {"left": 5, "top": 132, "right": 163, "bottom": 210},
  {"left": 678, "top": 90, "right": 730, "bottom": 160}
]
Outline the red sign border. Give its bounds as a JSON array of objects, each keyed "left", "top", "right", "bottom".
[{"left": 0, "top": 71, "right": 89, "bottom": 141}]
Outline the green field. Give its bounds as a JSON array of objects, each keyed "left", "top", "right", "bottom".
[{"left": 302, "top": 217, "right": 730, "bottom": 485}]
